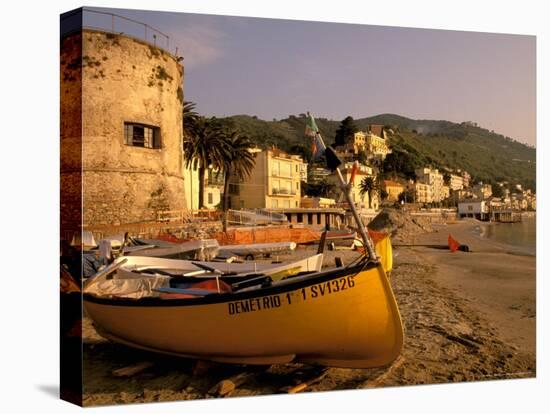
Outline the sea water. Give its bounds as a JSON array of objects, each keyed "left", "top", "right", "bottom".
[{"left": 481, "top": 216, "right": 536, "bottom": 255}]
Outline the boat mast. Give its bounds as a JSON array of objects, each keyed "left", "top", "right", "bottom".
[
  {"left": 308, "top": 113, "right": 378, "bottom": 261},
  {"left": 334, "top": 168, "right": 377, "bottom": 261}
]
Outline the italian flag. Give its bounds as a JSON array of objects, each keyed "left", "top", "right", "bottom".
[
  {"left": 306, "top": 112, "right": 326, "bottom": 160},
  {"left": 305, "top": 112, "right": 319, "bottom": 137}
]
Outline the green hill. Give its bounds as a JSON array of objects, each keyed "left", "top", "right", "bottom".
[{"left": 217, "top": 113, "right": 536, "bottom": 191}]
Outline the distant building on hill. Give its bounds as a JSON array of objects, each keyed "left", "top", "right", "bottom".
[
  {"left": 459, "top": 170, "right": 471, "bottom": 188},
  {"left": 473, "top": 182, "right": 493, "bottom": 199},
  {"left": 449, "top": 174, "right": 464, "bottom": 191},
  {"left": 335, "top": 126, "right": 391, "bottom": 161}
]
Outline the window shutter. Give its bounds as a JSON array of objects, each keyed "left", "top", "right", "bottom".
[
  {"left": 125, "top": 124, "right": 133, "bottom": 145},
  {"left": 153, "top": 128, "right": 161, "bottom": 149}
]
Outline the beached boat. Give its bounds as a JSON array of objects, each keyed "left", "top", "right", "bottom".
[
  {"left": 83, "top": 258, "right": 403, "bottom": 368},
  {"left": 83, "top": 113, "right": 403, "bottom": 369},
  {"left": 217, "top": 241, "right": 296, "bottom": 260},
  {"left": 96, "top": 253, "right": 324, "bottom": 281},
  {"left": 122, "top": 239, "right": 220, "bottom": 261}
]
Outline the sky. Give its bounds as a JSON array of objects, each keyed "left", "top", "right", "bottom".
[{"left": 84, "top": 7, "right": 536, "bottom": 146}]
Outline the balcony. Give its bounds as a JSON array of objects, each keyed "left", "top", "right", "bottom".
[{"left": 271, "top": 188, "right": 297, "bottom": 196}]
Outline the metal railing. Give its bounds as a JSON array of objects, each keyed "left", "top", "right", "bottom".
[
  {"left": 79, "top": 8, "right": 180, "bottom": 57},
  {"left": 226, "top": 209, "right": 288, "bottom": 226},
  {"left": 272, "top": 188, "right": 297, "bottom": 196}
]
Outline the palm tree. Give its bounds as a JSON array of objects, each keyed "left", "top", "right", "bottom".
[
  {"left": 359, "top": 176, "right": 379, "bottom": 209},
  {"left": 183, "top": 116, "right": 228, "bottom": 209},
  {"left": 182, "top": 101, "right": 199, "bottom": 147},
  {"left": 220, "top": 129, "right": 256, "bottom": 231}
]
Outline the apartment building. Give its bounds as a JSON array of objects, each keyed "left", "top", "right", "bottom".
[
  {"left": 229, "top": 148, "right": 304, "bottom": 210},
  {"left": 416, "top": 167, "right": 445, "bottom": 202},
  {"left": 449, "top": 173, "right": 464, "bottom": 191}
]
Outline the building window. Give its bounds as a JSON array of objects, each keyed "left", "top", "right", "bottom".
[
  {"left": 317, "top": 213, "right": 321, "bottom": 224},
  {"left": 297, "top": 213, "right": 303, "bottom": 223},
  {"left": 207, "top": 192, "right": 213, "bottom": 205},
  {"left": 272, "top": 199, "right": 279, "bottom": 208},
  {"left": 308, "top": 213, "right": 313, "bottom": 225},
  {"left": 283, "top": 200, "right": 290, "bottom": 208},
  {"left": 281, "top": 162, "right": 291, "bottom": 177},
  {"left": 295, "top": 201, "right": 298, "bottom": 207},
  {"left": 124, "top": 122, "right": 161, "bottom": 149}
]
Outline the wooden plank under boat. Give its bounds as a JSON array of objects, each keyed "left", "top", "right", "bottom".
[{"left": 83, "top": 260, "right": 403, "bottom": 368}]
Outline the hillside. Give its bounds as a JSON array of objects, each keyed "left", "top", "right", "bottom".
[{"left": 218, "top": 113, "right": 536, "bottom": 191}]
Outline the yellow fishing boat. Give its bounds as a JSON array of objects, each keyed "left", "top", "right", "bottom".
[
  {"left": 84, "top": 113, "right": 403, "bottom": 369},
  {"left": 84, "top": 258, "right": 403, "bottom": 368}
]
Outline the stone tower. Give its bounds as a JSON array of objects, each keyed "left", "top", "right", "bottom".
[{"left": 61, "top": 26, "right": 186, "bottom": 230}]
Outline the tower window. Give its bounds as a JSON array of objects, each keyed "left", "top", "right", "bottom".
[{"left": 124, "top": 122, "right": 161, "bottom": 149}]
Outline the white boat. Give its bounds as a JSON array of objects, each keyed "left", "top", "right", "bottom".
[
  {"left": 217, "top": 241, "right": 296, "bottom": 259},
  {"left": 112, "top": 253, "right": 322, "bottom": 279},
  {"left": 83, "top": 253, "right": 325, "bottom": 299},
  {"left": 122, "top": 239, "right": 220, "bottom": 261}
]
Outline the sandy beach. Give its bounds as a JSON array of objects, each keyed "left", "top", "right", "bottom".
[{"left": 80, "top": 219, "right": 536, "bottom": 406}]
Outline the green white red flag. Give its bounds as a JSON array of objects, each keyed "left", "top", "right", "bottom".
[{"left": 305, "top": 112, "right": 326, "bottom": 160}]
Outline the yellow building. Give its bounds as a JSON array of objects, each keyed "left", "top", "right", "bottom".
[
  {"left": 327, "top": 162, "right": 378, "bottom": 211},
  {"left": 449, "top": 174, "right": 464, "bottom": 191},
  {"left": 382, "top": 180, "right": 404, "bottom": 202},
  {"left": 416, "top": 167, "right": 445, "bottom": 202},
  {"left": 229, "top": 148, "right": 303, "bottom": 210},
  {"left": 338, "top": 128, "right": 391, "bottom": 161},
  {"left": 413, "top": 182, "right": 433, "bottom": 204},
  {"left": 364, "top": 126, "right": 391, "bottom": 159}
]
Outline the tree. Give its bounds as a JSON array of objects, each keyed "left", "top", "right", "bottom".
[
  {"left": 382, "top": 150, "right": 416, "bottom": 180},
  {"left": 183, "top": 117, "right": 228, "bottom": 209},
  {"left": 303, "top": 180, "right": 336, "bottom": 198},
  {"left": 359, "top": 176, "right": 379, "bottom": 209},
  {"left": 491, "top": 183, "right": 504, "bottom": 198},
  {"left": 182, "top": 101, "right": 199, "bottom": 146},
  {"left": 443, "top": 172, "right": 451, "bottom": 186},
  {"left": 334, "top": 116, "right": 358, "bottom": 147},
  {"left": 220, "top": 130, "right": 256, "bottom": 231},
  {"left": 398, "top": 189, "right": 414, "bottom": 204},
  {"left": 289, "top": 144, "right": 312, "bottom": 164},
  {"left": 358, "top": 149, "right": 368, "bottom": 165}
]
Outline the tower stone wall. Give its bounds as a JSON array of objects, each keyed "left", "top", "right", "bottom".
[{"left": 61, "top": 29, "right": 186, "bottom": 227}]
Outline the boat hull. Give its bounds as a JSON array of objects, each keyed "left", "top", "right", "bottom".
[{"left": 84, "top": 263, "right": 403, "bottom": 368}]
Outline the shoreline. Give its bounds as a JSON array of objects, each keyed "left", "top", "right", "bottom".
[
  {"left": 475, "top": 218, "right": 536, "bottom": 257},
  {"left": 401, "top": 219, "right": 536, "bottom": 355}
]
